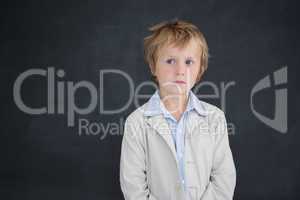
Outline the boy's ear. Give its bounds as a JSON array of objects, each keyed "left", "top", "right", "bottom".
[{"left": 149, "top": 64, "right": 156, "bottom": 75}]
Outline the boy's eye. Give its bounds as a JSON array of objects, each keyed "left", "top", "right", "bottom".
[
  {"left": 185, "top": 59, "right": 194, "bottom": 65},
  {"left": 166, "top": 58, "right": 176, "bottom": 64}
]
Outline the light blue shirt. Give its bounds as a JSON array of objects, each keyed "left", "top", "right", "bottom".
[{"left": 144, "top": 89, "right": 207, "bottom": 196}]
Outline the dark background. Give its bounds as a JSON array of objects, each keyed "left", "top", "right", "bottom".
[{"left": 1, "top": 0, "right": 300, "bottom": 199}]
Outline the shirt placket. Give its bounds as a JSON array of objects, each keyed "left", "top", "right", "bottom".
[{"left": 176, "top": 113, "right": 186, "bottom": 187}]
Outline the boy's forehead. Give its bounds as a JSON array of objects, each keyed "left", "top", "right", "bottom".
[{"left": 159, "top": 38, "right": 201, "bottom": 57}]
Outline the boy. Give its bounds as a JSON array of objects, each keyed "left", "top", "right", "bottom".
[{"left": 120, "top": 19, "right": 236, "bottom": 200}]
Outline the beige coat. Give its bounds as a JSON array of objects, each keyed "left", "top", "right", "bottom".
[{"left": 120, "top": 99, "right": 236, "bottom": 200}]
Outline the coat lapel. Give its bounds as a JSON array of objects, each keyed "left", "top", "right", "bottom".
[
  {"left": 145, "top": 115, "right": 178, "bottom": 164},
  {"left": 185, "top": 111, "right": 209, "bottom": 139}
]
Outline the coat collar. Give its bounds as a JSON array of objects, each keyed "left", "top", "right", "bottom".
[{"left": 143, "top": 89, "right": 208, "bottom": 117}]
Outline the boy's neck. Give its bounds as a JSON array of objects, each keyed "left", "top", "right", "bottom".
[{"left": 158, "top": 89, "right": 189, "bottom": 121}]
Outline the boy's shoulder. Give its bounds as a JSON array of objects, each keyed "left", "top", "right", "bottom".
[
  {"left": 198, "top": 99, "right": 225, "bottom": 116},
  {"left": 125, "top": 102, "right": 149, "bottom": 123}
]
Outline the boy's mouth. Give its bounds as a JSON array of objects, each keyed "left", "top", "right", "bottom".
[{"left": 174, "top": 80, "right": 186, "bottom": 84}]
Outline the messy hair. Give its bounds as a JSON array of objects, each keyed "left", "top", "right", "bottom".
[{"left": 143, "top": 18, "right": 209, "bottom": 84}]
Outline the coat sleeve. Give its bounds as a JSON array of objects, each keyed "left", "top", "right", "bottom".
[
  {"left": 120, "top": 117, "right": 158, "bottom": 200},
  {"left": 200, "top": 112, "right": 236, "bottom": 200}
]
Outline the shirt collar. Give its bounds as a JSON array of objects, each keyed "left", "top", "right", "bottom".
[{"left": 143, "top": 89, "right": 208, "bottom": 117}]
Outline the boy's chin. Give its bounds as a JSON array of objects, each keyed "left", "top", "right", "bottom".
[{"left": 163, "top": 87, "right": 189, "bottom": 96}]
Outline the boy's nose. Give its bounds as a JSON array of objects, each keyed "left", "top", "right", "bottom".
[{"left": 176, "top": 63, "right": 186, "bottom": 76}]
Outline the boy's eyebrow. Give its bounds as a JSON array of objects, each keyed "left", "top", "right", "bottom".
[
  {"left": 164, "top": 55, "right": 197, "bottom": 59},
  {"left": 165, "top": 55, "right": 177, "bottom": 58}
]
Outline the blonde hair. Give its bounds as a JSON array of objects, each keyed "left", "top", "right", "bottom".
[{"left": 143, "top": 18, "right": 209, "bottom": 84}]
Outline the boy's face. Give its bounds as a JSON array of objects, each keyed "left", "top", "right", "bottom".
[{"left": 153, "top": 38, "right": 202, "bottom": 96}]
